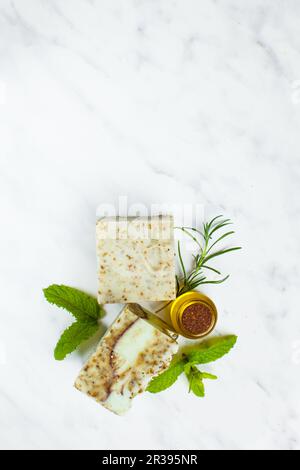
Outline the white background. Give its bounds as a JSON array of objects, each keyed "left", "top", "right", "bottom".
[{"left": 1, "top": 0, "right": 300, "bottom": 450}]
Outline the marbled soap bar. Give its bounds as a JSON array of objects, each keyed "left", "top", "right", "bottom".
[
  {"left": 96, "top": 216, "right": 176, "bottom": 304},
  {"left": 74, "top": 305, "right": 178, "bottom": 415}
]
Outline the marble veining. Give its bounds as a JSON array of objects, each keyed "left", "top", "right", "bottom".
[{"left": 0, "top": 0, "right": 300, "bottom": 450}]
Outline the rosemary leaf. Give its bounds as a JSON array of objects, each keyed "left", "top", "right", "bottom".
[
  {"left": 177, "top": 240, "right": 186, "bottom": 281},
  {"left": 203, "top": 247, "right": 242, "bottom": 264},
  {"left": 174, "top": 215, "right": 241, "bottom": 295}
]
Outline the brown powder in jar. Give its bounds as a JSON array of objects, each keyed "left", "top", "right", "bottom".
[{"left": 181, "top": 302, "right": 213, "bottom": 335}]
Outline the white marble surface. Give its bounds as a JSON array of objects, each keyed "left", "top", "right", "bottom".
[{"left": 1, "top": 0, "right": 300, "bottom": 450}]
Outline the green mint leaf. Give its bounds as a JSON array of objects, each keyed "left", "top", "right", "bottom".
[
  {"left": 43, "top": 284, "right": 104, "bottom": 322},
  {"left": 54, "top": 320, "right": 99, "bottom": 360},
  {"left": 200, "top": 372, "right": 218, "bottom": 380},
  {"left": 184, "top": 362, "right": 192, "bottom": 375},
  {"left": 147, "top": 359, "right": 186, "bottom": 393},
  {"left": 187, "top": 335, "right": 237, "bottom": 365},
  {"left": 186, "top": 366, "right": 205, "bottom": 397},
  {"left": 147, "top": 335, "right": 237, "bottom": 396}
]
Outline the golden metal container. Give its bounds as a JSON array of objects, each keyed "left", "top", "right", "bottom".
[
  {"left": 169, "top": 291, "right": 218, "bottom": 339},
  {"left": 128, "top": 303, "right": 178, "bottom": 341}
]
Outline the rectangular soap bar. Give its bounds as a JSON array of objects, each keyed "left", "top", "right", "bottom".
[
  {"left": 96, "top": 216, "right": 176, "bottom": 304},
  {"left": 74, "top": 305, "right": 178, "bottom": 415}
]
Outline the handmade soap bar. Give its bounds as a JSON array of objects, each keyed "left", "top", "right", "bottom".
[
  {"left": 96, "top": 216, "right": 176, "bottom": 304},
  {"left": 74, "top": 305, "right": 178, "bottom": 415}
]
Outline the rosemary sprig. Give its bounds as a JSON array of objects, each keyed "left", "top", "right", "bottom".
[{"left": 175, "top": 215, "right": 241, "bottom": 296}]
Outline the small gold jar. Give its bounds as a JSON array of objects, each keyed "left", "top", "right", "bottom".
[{"left": 169, "top": 291, "right": 218, "bottom": 339}]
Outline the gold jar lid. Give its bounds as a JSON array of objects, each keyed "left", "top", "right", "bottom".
[{"left": 169, "top": 291, "right": 218, "bottom": 339}]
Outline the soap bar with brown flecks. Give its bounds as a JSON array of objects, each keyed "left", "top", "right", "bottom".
[
  {"left": 96, "top": 216, "right": 176, "bottom": 304},
  {"left": 74, "top": 305, "right": 178, "bottom": 415}
]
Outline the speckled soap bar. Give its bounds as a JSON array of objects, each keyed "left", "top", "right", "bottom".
[
  {"left": 74, "top": 305, "right": 178, "bottom": 415},
  {"left": 96, "top": 216, "right": 176, "bottom": 304}
]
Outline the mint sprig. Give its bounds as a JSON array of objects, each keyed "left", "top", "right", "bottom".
[
  {"left": 147, "top": 335, "right": 237, "bottom": 396},
  {"left": 187, "top": 335, "right": 238, "bottom": 365},
  {"left": 185, "top": 365, "right": 217, "bottom": 398},
  {"left": 43, "top": 284, "right": 102, "bottom": 322},
  {"left": 43, "top": 284, "right": 105, "bottom": 360},
  {"left": 146, "top": 358, "right": 186, "bottom": 393}
]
